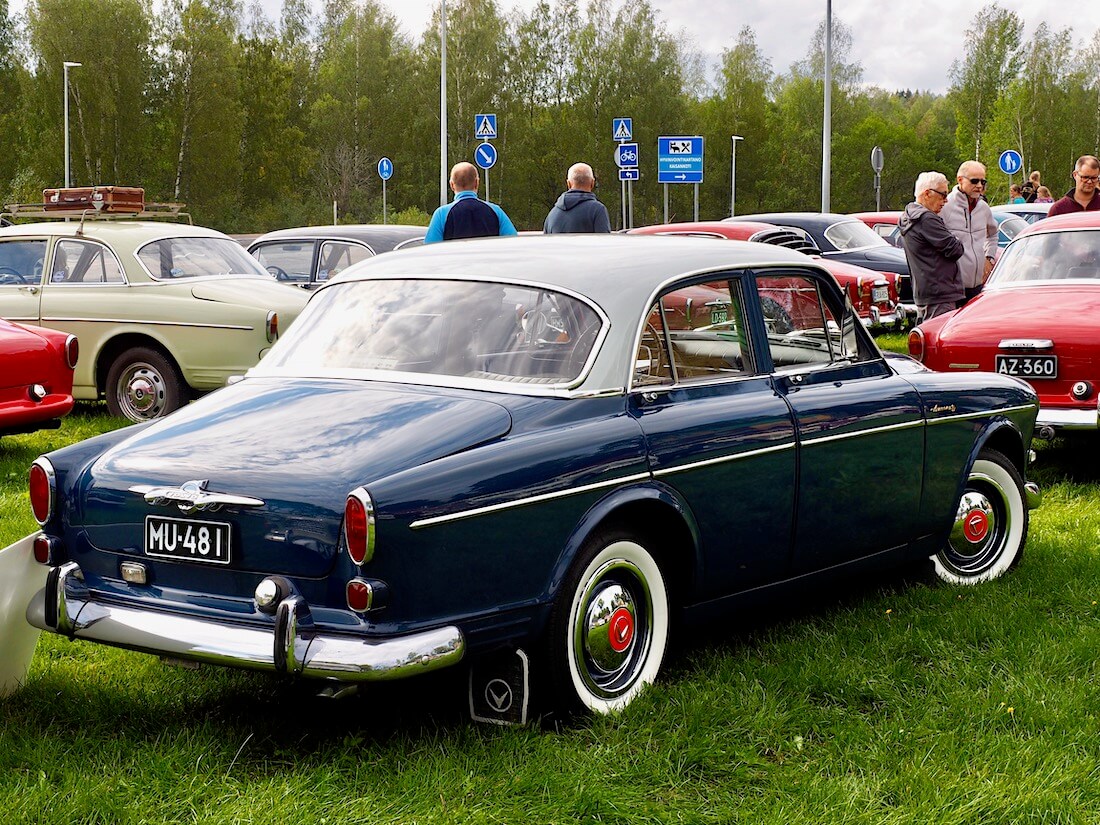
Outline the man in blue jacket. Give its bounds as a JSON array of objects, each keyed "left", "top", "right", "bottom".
[
  {"left": 425, "top": 162, "right": 518, "bottom": 243},
  {"left": 543, "top": 163, "right": 611, "bottom": 234}
]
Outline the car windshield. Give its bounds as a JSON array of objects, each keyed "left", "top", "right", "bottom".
[
  {"left": 137, "top": 237, "right": 270, "bottom": 280},
  {"left": 823, "top": 219, "right": 888, "bottom": 250},
  {"left": 262, "top": 279, "right": 604, "bottom": 385},
  {"left": 990, "top": 230, "right": 1100, "bottom": 284}
]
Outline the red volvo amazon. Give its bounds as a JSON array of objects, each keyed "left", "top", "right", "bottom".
[
  {"left": 910, "top": 212, "right": 1100, "bottom": 438},
  {"left": 0, "top": 318, "right": 78, "bottom": 438}
]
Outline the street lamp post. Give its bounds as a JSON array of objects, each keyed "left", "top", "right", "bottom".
[
  {"left": 63, "top": 61, "right": 81, "bottom": 188},
  {"left": 439, "top": 1, "right": 448, "bottom": 208},
  {"left": 730, "top": 135, "right": 744, "bottom": 217}
]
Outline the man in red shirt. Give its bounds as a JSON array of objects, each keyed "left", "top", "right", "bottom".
[{"left": 1048, "top": 155, "right": 1100, "bottom": 216}]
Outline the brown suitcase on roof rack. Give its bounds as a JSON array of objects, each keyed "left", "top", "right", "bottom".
[{"left": 43, "top": 185, "right": 145, "bottom": 214}]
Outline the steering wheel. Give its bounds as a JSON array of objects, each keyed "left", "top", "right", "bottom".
[
  {"left": 0, "top": 266, "right": 28, "bottom": 283},
  {"left": 266, "top": 265, "right": 290, "bottom": 280}
]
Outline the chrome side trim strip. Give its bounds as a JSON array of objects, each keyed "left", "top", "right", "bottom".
[
  {"left": 27, "top": 564, "right": 465, "bottom": 682},
  {"left": 926, "top": 403, "right": 1036, "bottom": 426},
  {"left": 652, "top": 441, "right": 794, "bottom": 477},
  {"left": 42, "top": 317, "right": 254, "bottom": 331},
  {"left": 801, "top": 418, "right": 925, "bottom": 447},
  {"left": 410, "top": 471, "right": 652, "bottom": 529}
]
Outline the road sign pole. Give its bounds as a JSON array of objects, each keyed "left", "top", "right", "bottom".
[
  {"left": 663, "top": 184, "right": 668, "bottom": 224},
  {"left": 693, "top": 184, "right": 699, "bottom": 223},
  {"left": 382, "top": 179, "right": 387, "bottom": 224},
  {"left": 628, "top": 181, "right": 634, "bottom": 229},
  {"left": 485, "top": 169, "right": 490, "bottom": 203},
  {"left": 620, "top": 180, "right": 626, "bottom": 230}
]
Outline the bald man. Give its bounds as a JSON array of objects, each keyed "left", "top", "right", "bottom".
[
  {"left": 544, "top": 163, "right": 611, "bottom": 234},
  {"left": 424, "top": 162, "right": 517, "bottom": 243}
]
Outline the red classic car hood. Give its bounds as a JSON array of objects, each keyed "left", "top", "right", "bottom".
[
  {"left": 938, "top": 285, "right": 1100, "bottom": 341},
  {"left": 78, "top": 378, "right": 512, "bottom": 577}
]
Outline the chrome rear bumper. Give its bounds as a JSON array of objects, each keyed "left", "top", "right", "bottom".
[
  {"left": 26, "top": 562, "right": 465, "bottom": 682},
  {"left": 1036, "top": 405, "right": 1099, "bottom": 434}
]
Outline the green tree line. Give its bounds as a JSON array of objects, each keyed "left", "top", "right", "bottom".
[{"left": 0, "top": 0, "right": 1097, "bottom": 231}]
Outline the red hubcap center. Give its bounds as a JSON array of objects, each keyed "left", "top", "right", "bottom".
[
  {"left": 963, "top": 509, "right": 989, "bottom": 543},
  {"left": 608, "top": 607, "right": 634, "bottom": 653}
]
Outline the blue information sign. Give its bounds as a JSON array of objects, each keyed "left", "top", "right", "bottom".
[
  {"left": 474, "top": 114, "right": 497, "bottom": 140},
  {"left": 613, "top": 118, "right": 633, "bottom": 142},
  {"left": 615, "top": 143, "right": 639, "bottom": 169},
  {"left": 658, "top": 136, "right": 704, "bottom": 184},
  {"left": 475, "top": 142, "right": 498, "bottom": 170},
  {"left": 998, "top": 150, "right": 1023, "bottom": 175},
  {"left": 377, "top": 157, "right": 393, "bottom": 181},
  {"left": 618, "top": 168, "right": 639, "bottom": 181}
]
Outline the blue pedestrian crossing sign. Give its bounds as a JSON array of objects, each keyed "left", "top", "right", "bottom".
[
  {"left": 475, "top": 142, "right": 498, "bottom": 170},
  {"left": 613, "top": 117, "right": 632, "bottom": 142},
  {"left": 377, "top": 157, "right": 393, "bottom": 181},
  {"left": 475, "top": 114, "right": 497, "bottom": 140},
  {"left": 998, "top": 150, "right": 1023, "bottom": 175}
]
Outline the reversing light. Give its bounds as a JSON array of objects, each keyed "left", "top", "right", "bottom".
[
  {"left": 346, "top": 578, "right": 374, "bottom": 613},
  {"left": 64, "top": 334, "right": 79, "bottom": 369},
  {"left": 907, "top": 328, "right": 925, "bottom": 361},
  {"left": 265, "top": 311, "right": 279, "bottom": 343},
  {"left": 28, "top": 384, "right": 47, "bottom": 402},
  {"left": 29, "top": 457, "right": 55, "bottom": 525},
  {"left": 1071, "top": 381, "right": 1091, "bottom": 400},
  {"left": 33, "top": 535, "right": 54, "bottom": 565},
  {"left": 344, "top": 487, "right": 376, "bottom": 566}
]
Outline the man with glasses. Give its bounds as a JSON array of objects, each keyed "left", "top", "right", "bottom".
[
  {"left": 899, "top": 171, "right": 965, "bottom": 322},
  {"left": 941, "top": 161, "right": 999, "bottom": 303},
  {"left": 1047, "top": 155, "right": 1100, "bottom": 217}
]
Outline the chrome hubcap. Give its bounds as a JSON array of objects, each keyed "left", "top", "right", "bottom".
[
  {"left": 119, "top": 363, "right": 165, "bottom": 420},
  {"left": 943, "top": 473, "right": 1009, "bottom": 574},
  {"left": 573, "top": 560, "right": 652, "bottom": 699}
]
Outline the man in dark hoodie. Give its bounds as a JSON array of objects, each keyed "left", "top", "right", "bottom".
[
  {"left": 544, "top": 163, "right": 611, "bottom": 234},
  {"left": 898, "top": 171, "right": 965, "bottom": 322}
]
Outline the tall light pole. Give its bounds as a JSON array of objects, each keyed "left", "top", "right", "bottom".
[
  {"left": 439, "top": 0, "right": 448, "bottom": 207},
  {"left": 821, "top": 0, "right": 832, "bottom": 212},
  {"left": 63, "top": 61, "right": 81, "bottom": 188},
  {"left": 730, "top": 135, "right": 744, "bottom": 217}
]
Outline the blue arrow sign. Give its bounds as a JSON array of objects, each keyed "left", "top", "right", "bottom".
[
  {"left": 613, "top": 117, "right": 632, "bottom": 142},
  {"left": 475, "top": 142, "right": 498, "bottom": 170},
  {"left": 658, "top": 136, "right": 704, "bottom": 184},
  {"left": 474, "top": 114, "right": 497, "bottom": 140},
  {"left": 377, "top": 157, "right": 393, "bottom": 181},
  {"left": 619, "top": 168, "right": 639, "bottom": 181},
  {"left": 615, "top": 143, "right": 639, "bottom": 169},
  {"left": 998, "top": 150, "right": 1023, "bottom": 175}
]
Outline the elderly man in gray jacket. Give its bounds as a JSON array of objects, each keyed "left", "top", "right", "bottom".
[
  {"left": 899, "top": 171, "right": 965, "bottom": 322},
  {"left": 941, "top": 160, "right": 999, "bottom": 302}
]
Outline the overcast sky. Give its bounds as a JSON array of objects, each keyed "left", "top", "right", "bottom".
[{"left": 264, "top": 0, "right": 1099, "bottom": 94}]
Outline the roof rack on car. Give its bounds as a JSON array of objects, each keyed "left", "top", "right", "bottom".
[{"left": 0, "top": 201, "right": 193, "bottom": 228}]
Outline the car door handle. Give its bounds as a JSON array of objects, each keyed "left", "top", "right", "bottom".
[{"left": 18, "top": 286, "right": 39, "bottom": 294}]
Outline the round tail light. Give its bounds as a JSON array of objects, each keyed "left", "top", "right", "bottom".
[
  {"left": 344, "top": 488, "right": 375, "bottom": 566},
  {"left": 29, "top": 457, "right": 56, "bottom": 525},
  {"left": 265, "top": 311, "right": 279, "bottom": 343},
  {"left": 907, "top": 327, "right": 925, "bottom": 361},
  {"left": 64, "top": 334, "right": 79, "bottom": 369},
  {"left": 346, "top": 578, "right": 374, "bottom": 613}
]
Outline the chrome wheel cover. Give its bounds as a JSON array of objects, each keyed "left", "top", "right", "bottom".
[
  {"left": 942, "top": 471, "right": 1010, "bottom": 576},
  {"left": 116, "top": 361, "right": 167, "bottom": 421}
]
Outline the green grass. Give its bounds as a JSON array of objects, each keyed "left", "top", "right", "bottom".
[{"left": 2, "top": 408, "right": 1099, "bottom": 823}]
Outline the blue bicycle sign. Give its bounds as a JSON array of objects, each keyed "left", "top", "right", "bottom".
[{"left": 615, "top": 143, "right": 639, "bottom": 169}]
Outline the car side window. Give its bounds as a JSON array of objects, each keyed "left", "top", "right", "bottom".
[
  {"left": 318, "top": 241, "right": 372, "bottom": 282},
  {"left": 756, "top": 272, "right": 860, "bottom": 371},
  {"left": 0, "top": 239, "right": 46, "bottom": 285},
  {"left": 252, "top": 242, "right": 314, "bottom": 283},
  {"left": 52, "top": 239, "right": 125, "bottom": 284},
  {"left": 634, "top": 278, "right": 750, "bottom": 387}
]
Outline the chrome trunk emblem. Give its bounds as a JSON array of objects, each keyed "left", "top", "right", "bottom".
[{"left": 130, "top": 479, "right": 264, "bottom": 514}]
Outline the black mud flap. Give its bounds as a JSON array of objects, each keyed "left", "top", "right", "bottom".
[{"left": 468, "top": 648, "right": 529, "bottom": 726}]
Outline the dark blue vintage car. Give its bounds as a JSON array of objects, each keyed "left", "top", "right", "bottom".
[{"left": 24, "top": 235, "right": 1041, "bottom": 718}]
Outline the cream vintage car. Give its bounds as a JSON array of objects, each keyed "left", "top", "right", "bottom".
[{"left": 0, "top": 220, "right": 307, "bottom": 421}]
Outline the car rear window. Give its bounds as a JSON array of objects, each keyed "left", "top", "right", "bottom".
[
  {"left": 262, "top": 279, "right": 604, "bottom": 385},
  {"left": 991, "top": 230, "right": 1100, "bottom": 284},
  {"left": 137, "top": 237, "right": 270, "bottom": 280}
]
